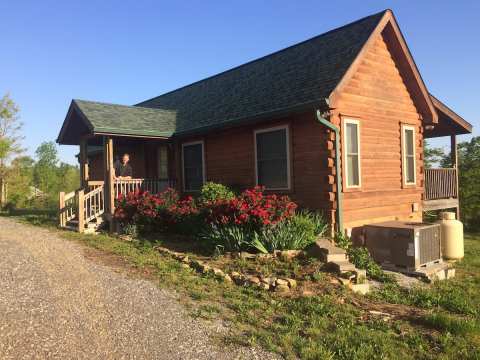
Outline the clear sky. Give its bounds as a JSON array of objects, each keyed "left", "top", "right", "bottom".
[{"left": 1, "top": 0, "right": 478, "bottom": 164}]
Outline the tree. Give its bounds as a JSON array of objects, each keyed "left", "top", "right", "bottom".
[
  {"left": 33, "top": 141, "right": 60, "bottom": 207},
  {"left": 7, "top": 156, "right": 35, "bottom": 207},
  {"left": 0, "top": 93, "right": 24, "bottom": 206},
  {"left": 423, "top": 140, "right": 447, "bottom": 169},
  {"left": 457, "top": 136, "right": 480, "bottom": 230}
]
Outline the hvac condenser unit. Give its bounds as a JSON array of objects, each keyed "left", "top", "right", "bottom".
[{"left": 364, "top": 221, "right": 441, "bottom": 271}]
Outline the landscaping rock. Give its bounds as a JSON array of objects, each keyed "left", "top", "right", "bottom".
[
  {"left": 247, "top": 276, "right": 261, "bottom": 285},
  {"left": 275, "top": 284, "right": 290, "bottom": 293},
  {"left": 302, "top": 290, "right": 315, "bottom": 297},
  {"left": 349, "top": 283, "right": 370, "bottom": 295},
  {"left": 258, "top": 282, "right": 270, "bottom": 290},
  {"left": 275, "top": 279, "right": 289, "bottom": 287},
  {"left": 212, "top": 268, "right": 225, "bottom": 277},
  {"left": 261, "top": 277, "right": 276, "bottom": 286},
  {"left": 279, "top": 250, "right": 302, "bottom": 261},
  {"left": 355, "top": 269, "right": 367, "bottom": 284},
  {"left": 223, "top": 274, "right": 232, "bottom": 282},
  {"left": 285, "top": 278, "right": 297, "bottom": 288}
]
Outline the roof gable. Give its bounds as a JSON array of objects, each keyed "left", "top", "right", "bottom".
[
  {"left": 57, "top": 100, "right": 176, "bottom": 144},
  {"left": 330, "top": 10, "right": 437, "bottom": 124}
]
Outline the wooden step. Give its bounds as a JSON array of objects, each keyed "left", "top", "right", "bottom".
[{"left": 328, "top": 260, "right": 357, "bottom": 273}]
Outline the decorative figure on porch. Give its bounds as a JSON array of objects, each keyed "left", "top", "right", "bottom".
[{"left": 115, "top": 153, "right": 133, "bottom": 179}]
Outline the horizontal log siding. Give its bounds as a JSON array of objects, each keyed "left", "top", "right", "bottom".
[
  {"left": 336, "top": 32, "right": 423, "bottom": 229},
  {"left": 179, "top": 113, "right": 334, "bottom": 217}
]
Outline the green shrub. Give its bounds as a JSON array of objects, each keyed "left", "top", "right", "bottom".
[
  {"left": 335, "top": 232, "right": 394, "bottom": 282},
  {"left": 199, "top": 182, "right": 235, "bottom": 203},
  {"left": 257, "top": 211, "right": 328, "bottom": 252},
  {"left": 199, "top": 223, "right": 252, "bottom": 253}
]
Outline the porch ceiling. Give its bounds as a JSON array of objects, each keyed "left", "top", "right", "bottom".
[
  {"left": 424, "top": 95, "right": 473, "bottom": 138},
  {"left": 57, "top": 100, "right": 176, "bottom": 145}
]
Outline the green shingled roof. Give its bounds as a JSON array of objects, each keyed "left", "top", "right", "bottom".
[
  {"left": 74, "top": 99, "right": 176, "bottom": 137},
  {"left": 136, "top": 11, "right": 386, "bottom": 135},
  {"left": 58, "top": 10, "right": 387, "bottom": 143}
]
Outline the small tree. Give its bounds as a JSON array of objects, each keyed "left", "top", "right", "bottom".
[{"left": 0, "top": 93, "right": 23, "bottom": 206}]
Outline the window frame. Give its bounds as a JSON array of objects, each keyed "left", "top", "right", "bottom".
[
  {"left": 157, "top": 145, "right": 169, "bottom": 180},
  {"left": 181, "top": 140, "right": 206, "bottom": 192},
  {"left": 254, "top": 124, "right": 291, "bottom": 191},
  {"left": 342, "top": 118, "right": 362, "bottom": 189},
  {"left": 401, "top": 124, "right": 417, "bottom": 186}
]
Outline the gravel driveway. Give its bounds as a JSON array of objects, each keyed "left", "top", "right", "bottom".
[{"left": 0, "top": 217, "right": 278, "bottom": 360}]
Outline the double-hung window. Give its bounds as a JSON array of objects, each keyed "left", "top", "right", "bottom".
[
  {"left": 255, "top": 125, "right": 290, "bottom": 190},
  {"left": 402, "top": 125, "right": 416, "bottom": 185},
  {"left": 182, "top": 141, "right": 205, "bottom": 191},
  {"left": 157, "top": 145, "right": 168, "bottom": 179},
  {"left": 343, "top": 119, "right": 361, "bottom": 188}
]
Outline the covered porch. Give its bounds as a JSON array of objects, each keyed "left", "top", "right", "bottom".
[
  {"left": 422, "top": 95, "right": 473, "bottom": 217},
  {"left": 57, "top": 99, "right": 178, "bottom": 232}
]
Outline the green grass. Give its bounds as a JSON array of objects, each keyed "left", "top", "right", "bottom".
[{"left": 9, "top": 214, "right": 480, "bottom": 359}]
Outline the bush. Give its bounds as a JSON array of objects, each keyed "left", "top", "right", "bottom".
[
  {"left": 335, "top": 232, "right": 394, "bottom": 282},
  {"left": 257, "top": 211, "right": 328, "bottom": 252},
  {"left": 114, "top": 188, "right": 200, "bottom": 234},
  {"left": 203, "top": 186, "right": 297, "bottom": 229},
  {"left": 199, "top": 182, "right": 235, "bottom": 203}
]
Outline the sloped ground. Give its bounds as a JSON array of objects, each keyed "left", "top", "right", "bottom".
[{"left": 0, "top": 216, "right": 277, "bottom": 360}]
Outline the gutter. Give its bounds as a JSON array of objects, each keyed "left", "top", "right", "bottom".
[{"left": 315, "top": 104, "right": 343, "bottom": 233}]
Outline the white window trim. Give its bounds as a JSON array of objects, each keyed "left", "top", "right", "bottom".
[
  {"left": 181, "top": 140, "right": 206, "bottom": 192},
  {"left": 254, "top": 125, "right": 291, "bottom": 191},
  {"left": 402, "top": 124, "right": 417, "bottom": 186},
  {"left": 342, "top": 118, "right": 362, "bottom": 189}
]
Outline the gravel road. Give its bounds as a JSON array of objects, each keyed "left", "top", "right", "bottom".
[{"left": 0, "top": 217, "right": 278, "bottom": 360}]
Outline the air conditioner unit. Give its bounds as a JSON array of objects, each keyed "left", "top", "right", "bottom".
[{"left": 364, "top": 221, "right": 441, "bottom": 271}]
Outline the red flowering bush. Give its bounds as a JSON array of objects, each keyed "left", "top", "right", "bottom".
[
  {"left": 203, "top": 186, "right": 297, "bottom": 229},
  {"left": 114, "top": 188, "right": 198, "bottom": 232}
]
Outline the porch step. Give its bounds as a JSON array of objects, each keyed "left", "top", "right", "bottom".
[
  {"left": 329, "top": 260, "right": 357, "bottom": 273},
  {"left": 64, "top": 217, "right": 103, "bottom": 234}
]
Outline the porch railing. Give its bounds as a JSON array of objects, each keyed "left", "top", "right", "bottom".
[
  {"left": 114, "top": 178, "right": 176, "bottom": 198},
  {"left": 59, "top": 190, "right": 77, "bottom": 227},
  {"left": 60, "top": 178, "right": 176, "bottom": 231},
  {"left": 424, "top": 168, "right": 457, "bottom": 201},
  {"left": 84, "top": 185, "right": 105, "bottom": 223}
]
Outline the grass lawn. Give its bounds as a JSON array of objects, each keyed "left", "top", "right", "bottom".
[{"left": 10, "top": 214, "right": 480, "bottom": 359}]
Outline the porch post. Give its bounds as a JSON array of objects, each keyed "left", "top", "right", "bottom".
[
  {"left": 79, "top": 138, "right": 89, "bottom": 188},
  {"left": 103, "top": 137, "right": 115, "bottom": 217},
  {"left": 451, "top": 134, "right": 460, "bottom": 219}
]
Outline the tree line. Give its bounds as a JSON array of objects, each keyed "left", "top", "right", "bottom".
[{"left": 0, "top": 94, "right": 79, "bottom": 210}]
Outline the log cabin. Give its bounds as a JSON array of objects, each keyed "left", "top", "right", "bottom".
[{"left": 57, "top": 9, "right": 472, "bottom": 236}]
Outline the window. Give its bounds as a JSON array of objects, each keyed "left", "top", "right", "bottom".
[
  {"left": 343, "top": 119, "right": 361, "bottom": 188},
  {"left": 182, "top": 141, "right": 205, "bottom": 191},
  {"left": 157, "top": 145, "right": 168, "bottom": 179},
  {"left": 255, "top": 125, "right": 290, "bottom": 190},
  {"left": 402, "top": 125, "right": 416, "bottom": 185}
]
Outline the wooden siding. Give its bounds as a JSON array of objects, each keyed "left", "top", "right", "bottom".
[
  {"left": 177, "top": 113, "right": 334, "bottom": 220},
  {"left": 334, "top": 30, "right": 424, "bottom": 230}
]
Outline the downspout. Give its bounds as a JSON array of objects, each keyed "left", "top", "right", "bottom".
[{"left": 315, "top": 105, "right": 344, "bottom": 234}]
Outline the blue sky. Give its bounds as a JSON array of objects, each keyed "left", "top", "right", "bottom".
[{"left": 1, "top": 0, "right": 478, "bottom": 164}]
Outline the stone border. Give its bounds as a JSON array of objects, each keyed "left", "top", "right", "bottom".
[{"left": 154, "top": 246, "right": 297, "bottom": 293}]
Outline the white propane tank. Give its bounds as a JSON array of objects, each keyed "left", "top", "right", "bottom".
[{"left": 437, "top": 212, "right": 464, "bottom": 260}]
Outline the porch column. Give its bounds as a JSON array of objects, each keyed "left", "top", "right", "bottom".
[
  {"left": 103, "top": 137, "right": 115, "bottom": 216},
  {"left": 79, "top": 138, "right": 89, "bottom": 188},
  {"left": 451, "top": 134, "right": 460, "bottom": 220}
]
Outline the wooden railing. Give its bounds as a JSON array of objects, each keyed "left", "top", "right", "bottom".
[
  {"left": 114, "top": 178, "right": 175, "bottom": 198},
  {"left": 59, "top": 190, "right": 77, "bottom": 227},
  {"left": 60, "top": 179, "right": 175, "bottom": 231},
  {"left": 84, "top": 185, "right": 105, "bottom": 223},
  {"left": 424, "top": 168, "right": 457, "bottom": 201}
]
